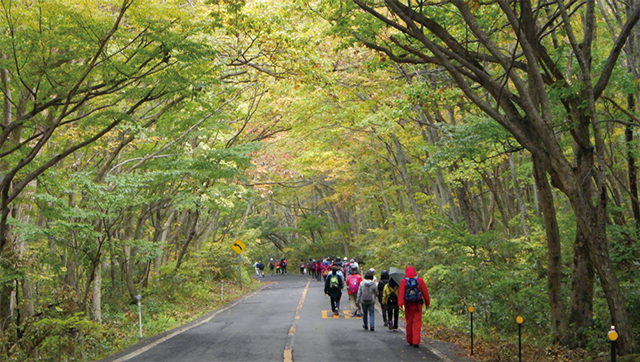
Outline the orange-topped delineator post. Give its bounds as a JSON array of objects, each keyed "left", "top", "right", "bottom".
[
  {"left": 516, "top": 316, "right": 524, "bottom": 362},
  {"left": 608, "top": 325, "right": 618, "bottom": 362},
  {"left": 468, "top": 306, "right": 475, "bottom": 355}
]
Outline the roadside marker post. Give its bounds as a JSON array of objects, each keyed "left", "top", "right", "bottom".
[
  {"left": 608, "top": 325, "right": 618, "bottom": 362},
  {"left": 516, "top": 316, "right": 524, "bottom": 362},
  {"left": 468, "top": 306, "right": 475, "bottom": 355},
  {"left": 135, "top": 294, "right": 143, "bottom": 339}
]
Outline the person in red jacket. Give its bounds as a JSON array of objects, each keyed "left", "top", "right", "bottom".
[
  {"left": 398, "top": 266, "right": 430, "bottom": 348},
  {"left": 346, "top": 265, "right": 363, "bottom": 317}
]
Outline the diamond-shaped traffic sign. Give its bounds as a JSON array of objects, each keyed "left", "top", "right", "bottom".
[{"left": 231, "top": 239, "right": 246, "bottom": 255}]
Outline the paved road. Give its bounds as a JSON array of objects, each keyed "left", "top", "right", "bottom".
[{"left": 99, "top": 274, "right": 470, "bottom": 362}]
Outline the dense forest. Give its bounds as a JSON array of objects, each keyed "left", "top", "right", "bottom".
[{"left": 1, "top": 0, "right": 640, "bottom": 360}]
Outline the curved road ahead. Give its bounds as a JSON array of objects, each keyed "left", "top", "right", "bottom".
[{"left": 99, "top": 274, "right": 471, "bottom": 362}]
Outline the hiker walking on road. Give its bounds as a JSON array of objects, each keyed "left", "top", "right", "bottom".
[
  {"left": 315, "top": 260, "right": 322, "bottom": 281},
  {"left": 281, "top": 258, "right": 288, "bottom": 274},
  {"left": 269, "top": 258, "right": 275, "bottom": 276},
  {"left": 398, "top": 266, "right": 430, "bottom": 348},
  {"left": 299, "top": 259, "right": 306, "bottom": 275},
  {"left": 358, "top": 270, "right": 379, "bottom": 331},
  {"left": 346, "top": 265, "right": 363, "bottom": 317},
  {"left": 253, "top": 261, "right": 261, "bottom": 277},
  {"left": 257, "top": 261, "right": 265, "bottom": 277},
  {"left": 333, "top": 257, "right": 344, "bottom": 279},
  {"left": 382, "top": 278, "right": 399, "bottom": 330},
  {"left": 377, "top": 270, "right": 390, "bottom": 326},
  {"left": 349, "top": 259, "right": 360, "bottom": 274},
  {"left": 321, "top": 259, "right": 330, "bottom": 281},
  {"left": 309, "top": 260, "right": 317, "bottom": 280},
  {"left": 324, "top": 265, "right": 344, "bottom": 316}
]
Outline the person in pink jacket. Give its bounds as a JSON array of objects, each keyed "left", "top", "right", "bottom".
[
  {"left": 320, "top": 259, "right": 331, "bottom": 281},
  {"left": 398, "top": 266, "right": 430, "bottom": 348}
]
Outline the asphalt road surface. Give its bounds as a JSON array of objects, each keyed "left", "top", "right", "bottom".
[{"left": 99, "top": 273, "right": 471, "bottom": 362}]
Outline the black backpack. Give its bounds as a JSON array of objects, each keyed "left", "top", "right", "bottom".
[{"left": 388, "top": 290, "right": 399, "bottom": 306}]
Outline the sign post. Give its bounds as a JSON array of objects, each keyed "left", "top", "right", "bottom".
[
  {"left": 468, "top": 306, "right": 475, "bottom": 355},
  {"left": 608, "top": 325, "right": 618, "bottom": 362},
  {"left": 231, "top": 239, "right": 246, "bottom": 289},
  {"left": 516, "top": 316, "right": 524, "bottom": 362}
]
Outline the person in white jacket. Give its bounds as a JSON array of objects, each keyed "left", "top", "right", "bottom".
[{"left": 357, "top": 270, "right": 379, "bottom": 331}]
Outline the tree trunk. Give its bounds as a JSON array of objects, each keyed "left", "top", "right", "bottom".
[
  {"left": 374, "top": 157, "right": 395, "bottom": 229},
  {"left": 479, "top": 171, "right": 511, "bottom": 233},
  {"left": 383, "top": 141, "right": 405, "bottom": 214},
  {"left": 567, "top": 228, "right": 594, "bottom": 346},
  {"left": 392, "top": 134, "right": 423, "bottom": 225},
  {"left": 456, "top": 181, "right": 483, "bottom": 234},
  {"left": 532, "top": 157, "right": 567, "bottom": 343},
  {"left": 419, "top": 119, "right": 458, "bottom": 223},
  {"left": 626, "top": 95, "right": 640, "bottom": 230},
  {"left": 175, "top": 211, "right": 200, "bottom": 272},
  {"left": 92, "top": 261, "right": 103, "bottom": 323},
  {"left": 122, "top": 216, "right": 138, "bottom": 299},
  {"left": 509, "top": 153, "right": 529, "bottom": 236},
  {"left": 154, "top": 211, "right": 176, "bottom": 275}
]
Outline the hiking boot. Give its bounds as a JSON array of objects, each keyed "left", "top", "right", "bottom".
[
  {"left": 383, "top": 322, "right": 388, "bottom": 327},
  {"left": 413, "top": 344, "right": 419, "bottom": 348},
  {"left": 362, "top": 325, "right": 368, "bottom": 330},
  {"left": 370, "top": 327, "right": 374, "bottom": 332},
  {"left": 388, "top": 324, "right": 393, "bottom": 330}
]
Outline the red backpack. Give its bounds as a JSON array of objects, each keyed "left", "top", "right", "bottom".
[{"left": 348, "top": 275, "right": 361, "bottom": 294}]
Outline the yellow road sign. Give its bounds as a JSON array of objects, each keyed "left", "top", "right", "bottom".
[{"left": 231, "top": 239, "right": 246, "bottom": 255}]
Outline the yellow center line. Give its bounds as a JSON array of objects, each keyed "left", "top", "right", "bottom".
[{"left": 283, "top": 279, "right": 310, "bottom": 362}]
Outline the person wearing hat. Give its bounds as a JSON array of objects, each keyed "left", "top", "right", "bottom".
[
  {"left": 377, "top": 270, "right": 390, "bottom": 326},
  {"left": 368, "top": 268, "right": 377, "bottom": 283},
  {"left": 350, "top": 259, "right": 360, "bottom": 274},
  {"left": 357, "top": 270, "right": 379, "bottom": 331},
  {"left": 268, "top": 258, "right": 275, "bottom": 276},
  {"left": 321, "top": 259, "right": 330, "bottom": 281},
  {"left": 398, "top": 266, "right": 430, "bottom": 348},
  {"left": 382, "top": 277, "right": 400, "bottom": 330},
  {"left": 324, "top": 265, "right": 344, "bottom": 316},
  {"left": 346, "top": 264, "right": 363, "bottom": 317}
]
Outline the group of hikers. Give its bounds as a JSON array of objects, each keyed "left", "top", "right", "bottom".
[
  {"left": 254, "top": 256, "right": 430, "bottom": 348},
  {"left": 300, "top": 257, "right": 357, "bottom": 282},
  {"left": 320, "top": 257, "right": 431, "bottom": 348},
  {"left": 253, "top": 258, "right": 288, "bottom": 277}
]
